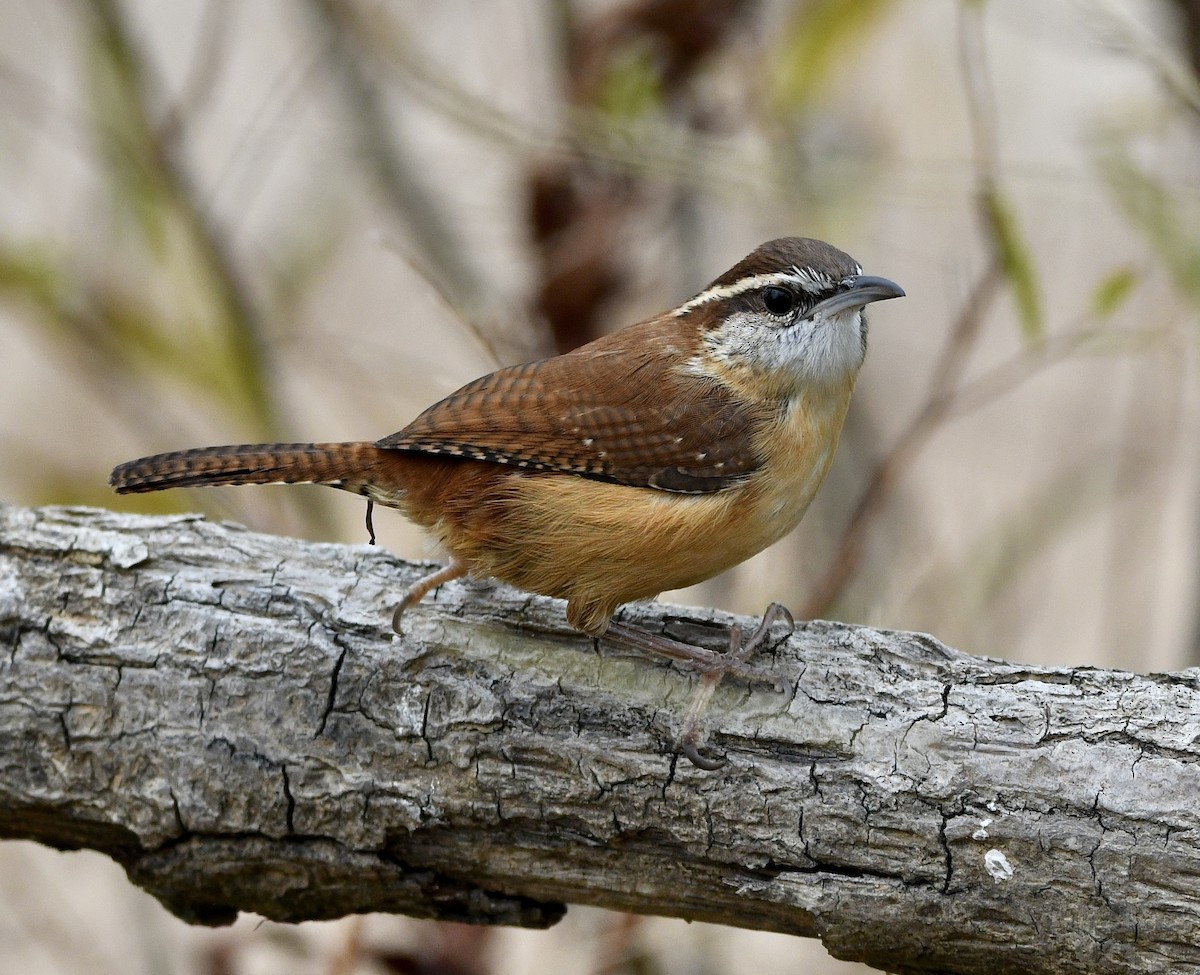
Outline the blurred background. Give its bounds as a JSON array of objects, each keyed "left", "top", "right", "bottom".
[{"left": 1, "top": 0, "right": 1198, "bottom": 972}]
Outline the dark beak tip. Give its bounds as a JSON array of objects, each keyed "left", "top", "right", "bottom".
[
  {"left": 853, "top": 275, "right": 906, "bottom": 301},
  {"left": 809, "top": 273, "right": 905, "bottom": 318}
]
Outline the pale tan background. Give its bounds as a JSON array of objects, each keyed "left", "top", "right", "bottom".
[{"left": 1, "top": 1, "right": 1198, "bottom": 973}]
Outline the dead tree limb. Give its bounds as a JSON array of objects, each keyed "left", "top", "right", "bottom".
[{"left": 1, "top": 503, "right": 1198, "bottom": 975}]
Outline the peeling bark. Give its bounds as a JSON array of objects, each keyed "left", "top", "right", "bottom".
[{"left": 1, "top": 503, "right": 1198, "bottom": 975}]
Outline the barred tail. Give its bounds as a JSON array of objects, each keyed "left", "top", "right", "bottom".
[{"left": 109, "top": 442, "right": 381, "bottom": 495}]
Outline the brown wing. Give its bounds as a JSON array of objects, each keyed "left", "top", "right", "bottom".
[{"left": 377, "top": 322, "right": 763, "bottom": 494}]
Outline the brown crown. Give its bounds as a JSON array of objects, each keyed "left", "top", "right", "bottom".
[{"left": 706, "top": 237, "right": 859, "bottom": 289}]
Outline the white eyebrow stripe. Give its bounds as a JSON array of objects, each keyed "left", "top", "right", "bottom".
[
  {"left": 672, "top": 268, "right": 836, "bottom": 317},
  {"left": 672, "top": 271, "right": 803, "bottom": 316}
]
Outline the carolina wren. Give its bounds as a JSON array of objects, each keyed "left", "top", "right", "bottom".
[{"left": 111, "top": 237, "right": 904, "bottom": 768}]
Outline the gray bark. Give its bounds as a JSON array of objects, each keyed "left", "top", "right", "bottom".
[{"left": 1, "top": 502, "right": 1198, "bottom": 975}]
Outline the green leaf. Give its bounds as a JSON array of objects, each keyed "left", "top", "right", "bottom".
[
  {"left": 1096, "top": 145, "right": 1200, "bottom": 307},
  {"left": 770, "top": 0, "right": 896, "bottom": 111},
  {"left": 0, "top": 245, "right": 68, "bottom": 311},
  {"left": 593, "top": 42, "right": 663, "bottom": 119},
  {"left": 981, "top": 187, "right": 1042, "bottom": 340},
  {"left": 1090, "top": 267, "right": 1138, "bottom": 318}
]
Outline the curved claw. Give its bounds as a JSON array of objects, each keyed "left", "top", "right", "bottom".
[
  {"left": 682, "top": 739, "right": 727, "bottom": 771},
  {"left": 391, "top": 588, "right": 426, "bottom": 634},
  {"left": 390, "top": 560, "right": 469, "bottom": 636},
  {"left": 765, "top": 602, "right": 796, "bottom": 638},
  {"left": 391, "top": 600, "right": 410, "bottom": 635},
  {"left": 740, "top": 602, "right": 793, "bottom": 656}
]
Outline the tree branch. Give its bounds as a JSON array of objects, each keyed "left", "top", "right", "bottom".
[{"left": 1, "top": 503, "right": 1197, "bottom": 974}]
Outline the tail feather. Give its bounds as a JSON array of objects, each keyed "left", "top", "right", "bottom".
[{"left": 109, "top": 442, "right": 379, "bottom": 495}]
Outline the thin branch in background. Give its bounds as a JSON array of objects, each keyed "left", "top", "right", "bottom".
[
  {"left": 0, "top": 49, "right": 92, "bottom": 151},
  {"left": 376, "top": 236, "right": 510, "bottom": 369},
  {"left": 801, "top": 261, "right": 1005, "bottom": 619},
  {"left": 1086, "top": 0, "right": 1200, "bottom": 118},
  {"left": 86, "top": 0, "right": 281, "bottom": 439},
  {"left": 958, "top": 0, "right": 1000, "bottom": 183},
  {"left": 352, "top": 0, "right": 760, "bottom": 356},
  {"left": 589, "top": 912, "right": 648, "bottom": 975},
  {"left": 205, "top": 28, "right": 326, "bottom": 224},
  {"left": 898, "top": 443, "right": 1158, "bottom": 650},
  {"left": 523, "top": 0, "right": 753, "bottom": 352},
  {"left": 325, "top": 915, "right": 364, "bottom": 975},
  {"left": 157, "top": 0, "right": 232, "bottom": 145},
  {"left": 1175, "top": 0, "right": 1200, "bottom": 78},
  {"left": 960, "top": 0, "right": 1041, "bottom": 338},
  {"left": 943, "top": 319, "right": 1169, "bottom": 423},
  {"left": 300, "top": 0, "right": 488, "bottom": 318},
  {"left": 1082, "top": 1, "right": 1200, "bottom": 661},
  {"left": 1166, "top": 0, "right": 1200, "bottom": 666},
  {"left": 803, "top": 0, "right": 1052, "bottom": 617},
  {"left": 56, "top": 0, "right": 343, "bottom": 538},
  {"left": 1100, "top": 334, "right": 1189, "bottom": 665},
  {"left": 342, "top": 3, "right": 824, "bottom": 210}
]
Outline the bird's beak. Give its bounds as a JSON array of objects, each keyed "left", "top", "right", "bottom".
[{"left": 811, "top": 275, "right": 905, "bottom": 318}]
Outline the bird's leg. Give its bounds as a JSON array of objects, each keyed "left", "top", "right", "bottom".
[
  {"left": 391, "top": 560, "right": 469, "bottom": 633},
  {"left": 678, "top": 628, "right": 743, "bottom": 770},
  {"left": 603, "top": 603, "right": 794, "bottom": 769},
  {"left": 364, "top": 498, "right": 377, "bottom": 545}
]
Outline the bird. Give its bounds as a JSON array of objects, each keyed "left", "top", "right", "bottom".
[{"left": 110, "top": 236, "right": 904, "bottom": 768}]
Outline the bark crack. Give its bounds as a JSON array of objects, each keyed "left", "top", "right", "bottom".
[
  {"left": 281, "top": 765, "right": 296, "bottom": 835},
  {"left": 316, "top": 645, "right": 347, "bottom": 736}
]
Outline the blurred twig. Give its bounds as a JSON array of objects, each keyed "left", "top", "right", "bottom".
[
  {"left": 325, "top": 915, "right": 364, "bottom": 975},
  {"left": 1082, "top": 0, "right": 1200, "bottom": 117},
  {"left": 801, "top": 260, "right": 1004, "bottom": 618},
  {"left": 158, "top": 0, "right": 232, "bottom": 145},
  {"left": 903, "top": 445, "right": 1156, "bottom": 645},
  {"left": 803, "top": 0, "right": 1061, "bottom": 617},
  {"left": 589, "top": 912, "right": 653, "bottom": 975},
  {"left": 337, "top": 1, "right": 890, "bottom": 209},
  {"left": 526, "top": 0, "right": 755, "bottom": 351},
  {"left": 86, "top": 0, "right": 281, "bottom": 437},
  {"left": 300, "top": 0, "right": 488, "bottom": 318},
  {"left": 1174, "top": 0, "right": 1200, "bottom": 78},
  {"left": 1081, "top": 2, "right": 1200, "bottom": 662},
  {"left": 1100, "top": 336, "right": 1188, "bottom": 663},
  {"left": 0, "top": 50, "right": 90, "bottom": 150},
  {"left": 960, "top": 0, "right": 1041, "bottom": 338}
]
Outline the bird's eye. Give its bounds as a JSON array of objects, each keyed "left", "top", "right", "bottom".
[{"left": 762, "top": 286, "right": 795, "bottom": 315}]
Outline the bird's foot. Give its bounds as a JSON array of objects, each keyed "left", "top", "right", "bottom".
[{"left": 603, "top": 603, "right": 794, "bottom": 770}]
